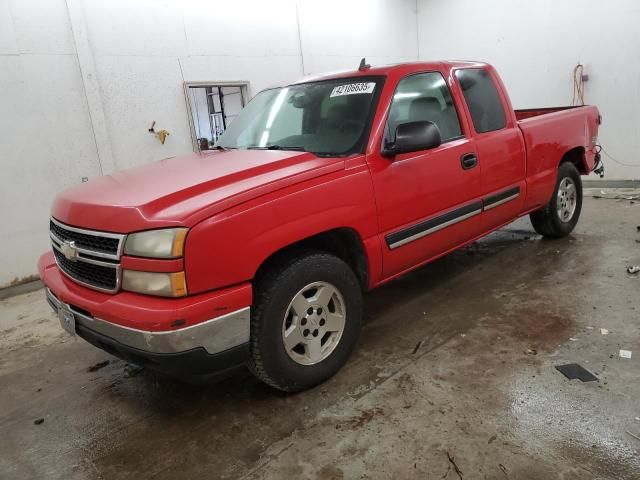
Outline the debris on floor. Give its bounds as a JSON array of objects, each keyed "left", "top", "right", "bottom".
[
  {"left": 555, "top": 363, "right": 598, "bottom": 382},
  {"left": 627, "top": 265, "right": 640, "bottom": 274},
  {"left": 33, "top": 418, "right": 44, "bottom": 425},
  {"left": 525, "top": 347, "right": 537, "bottom": 355},
  {"left": 619, "top": 350, "right": 632, "bottom": 359},
  {"left": 626, "top": 431, "right": 640, "bottom": 442},
  {"left": 446, "top": 451, "right": 464, "bottom": 479},
  {"left": 87, "top": 360, "right": 110, "bottom": 373},
  {"left": 590, "top": 188, "right": 640, "bottom": 201},
  {"left": 600, "top": 328, "right": 609, "bottom": 335}
]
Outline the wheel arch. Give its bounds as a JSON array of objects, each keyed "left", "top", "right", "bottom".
[
  {"left": 559, "top": 146, "right": 588, "bottom": 174},
  {"left": 254, "top": 227, "right": 369, "bottom": 290}
]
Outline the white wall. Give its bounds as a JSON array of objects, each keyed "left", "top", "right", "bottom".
[
  {"left": 4, "top": 0, "right": 635, "bottom": 288},
  {"left": 0, "top": 0, "right": 102, "bottom": 287},
  {"left": 0, "top": 0, "right": 418, "bottom": 287},
  {"left": 297, "top": 0, "right": 418, "bottom": 74},
  {"left": 417, "top": 0, "right": 640, "bottom": 180}
]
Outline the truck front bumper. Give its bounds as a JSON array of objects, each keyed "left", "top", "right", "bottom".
[{"left": 39, "top": 252, "right": 253, "bottom": 379}]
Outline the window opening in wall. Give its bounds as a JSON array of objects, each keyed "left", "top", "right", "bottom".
[{"left": 184, "top": 83, "right": 249, "bottom": 151}]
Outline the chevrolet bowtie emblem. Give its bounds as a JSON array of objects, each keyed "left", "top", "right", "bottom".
[{"left": 61, "top": 240, "right": 79, "bottom": 262}]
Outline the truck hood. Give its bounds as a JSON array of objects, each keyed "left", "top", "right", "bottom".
[{"left": 52, "top": 149, "right": 344, "bottom": 232}]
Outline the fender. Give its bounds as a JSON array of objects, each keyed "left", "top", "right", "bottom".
[{"left": 184, "top": 160, "right": 381, "bottom": 294}]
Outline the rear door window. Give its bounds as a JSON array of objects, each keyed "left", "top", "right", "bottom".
[{"left": 455, "top": 69, "right": 506, "bottom": 133}]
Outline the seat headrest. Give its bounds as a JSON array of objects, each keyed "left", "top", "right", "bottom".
[
  {"left": 326, "top": 104, "right": 348, "bottom": 127},
  {"left": 409, "top": 97, "right": 442, "bottom": 122}
]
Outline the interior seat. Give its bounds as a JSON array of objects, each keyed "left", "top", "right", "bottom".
[{"left": 408, "top": 97, "right": 447, "bottom": 139}]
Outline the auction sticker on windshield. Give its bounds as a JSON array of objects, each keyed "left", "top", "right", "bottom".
[{"left": 330, "top": 82, "right": 376, "bottom": 98}]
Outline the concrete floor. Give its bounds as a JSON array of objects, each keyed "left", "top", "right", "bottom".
[{"left": 1, "top": 197, "right": 639, "bottom": 480}]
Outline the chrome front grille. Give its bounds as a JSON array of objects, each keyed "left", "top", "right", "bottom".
[
  {"left": 49, "top": 218, "right": 126, "bottom": 293},
  {"left": 50, "top": 219, "right": 120, "bottom": 256}
]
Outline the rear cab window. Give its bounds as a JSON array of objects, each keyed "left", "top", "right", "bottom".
[
  {"left": 385, "top": 72, "right": 463, "bottom": 146},
  {"left": 455, "top": 68, "right": 506, "bottom": 133}
]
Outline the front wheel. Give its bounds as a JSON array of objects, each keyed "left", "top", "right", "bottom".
[
  {"left": 249, "top": 252, "right": 362, "bottom": 392},
  {"left": 530, "top": 162, "right": 583, "bottom": 238}
]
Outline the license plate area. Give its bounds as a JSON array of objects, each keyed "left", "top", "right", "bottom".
[{"left": 58, "top": 304, "right": 76, "bottom": 336}]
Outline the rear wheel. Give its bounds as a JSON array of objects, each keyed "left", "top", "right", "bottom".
[
  {"left": 530, "top": 162, "right": 583, "bottom": 238},
  {"left": 249, "top": 252, "right": 362, "bottom": 392}
]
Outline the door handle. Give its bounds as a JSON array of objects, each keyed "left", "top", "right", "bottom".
[{"left": 461, "top": 153, "right": 478, "bottom": 170}]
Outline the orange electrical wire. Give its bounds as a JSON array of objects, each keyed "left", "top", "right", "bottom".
[{"left": 571, "top": 64, "right": 585, "bottom": 106}]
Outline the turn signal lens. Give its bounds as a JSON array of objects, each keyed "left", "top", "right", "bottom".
[
  {"left": 171, "top": 229, "right": 188, "bottom": 257},
  {"left": 122, "top": 270, "right": 187, "bottom": 297}
]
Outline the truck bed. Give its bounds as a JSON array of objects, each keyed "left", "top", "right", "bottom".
[
  {"left": 514, "top": 105, "right": 586, "bottom": 121},
  {"left": 516, "top": 104, "right": 600, "bottom": 208},
  {"left": 516, "top": 105, "right": 599, "bottom": 172}
]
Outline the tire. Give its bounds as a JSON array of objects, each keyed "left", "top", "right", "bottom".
[
  {"left": 249, "top": 252, "right": 362, "bottom": 392},
  {"left": 529, "top": 162, "right": 583, "bottom": 238}
]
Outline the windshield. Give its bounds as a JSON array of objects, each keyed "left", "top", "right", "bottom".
[{"left": 215, "top": 77, "right": 384, "bottom": 156}]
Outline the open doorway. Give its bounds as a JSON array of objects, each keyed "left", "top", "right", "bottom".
[{"left": 184, "top": 82, "right": 249, "bottom": 151}]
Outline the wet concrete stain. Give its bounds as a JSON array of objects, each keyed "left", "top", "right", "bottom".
[
  {"left": 1, "top": 198, "right": 640, "bottom": 479},
  {"left": 341, "top": 407, "right": 385, "bottom": 430}
]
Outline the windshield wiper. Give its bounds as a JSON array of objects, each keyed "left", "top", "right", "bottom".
[
  {"left": 245, "top": 145, "right": 341, "bottom": 157},
  {"left": 267, "top": 145, "right": 306, "bottom": 151},
  {"left": 247, "top": 145, "right": 307, "bottom": 152},
  {"left": 312, "top": 151, "right": 339, "bottom": 158}
]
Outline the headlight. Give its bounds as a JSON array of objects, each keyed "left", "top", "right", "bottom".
[
  {"left": 122, "top": 270, "right": 187, "bottom": 297},
  {"left": 124, "top": 228, "right": 188, "bottom": 258}
]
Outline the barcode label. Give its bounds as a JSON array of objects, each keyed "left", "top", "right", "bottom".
[{"left": 330, "top": 82, "right": 376, "bottom": 98}]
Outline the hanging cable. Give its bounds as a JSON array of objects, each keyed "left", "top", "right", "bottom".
[
  {"left": 571, "top": 64, "right": 640, "bottom": 169},
  {"left": 571, "top": 63, "right": 585, "bottom": 106},
  {"left": 595, "top": 145, "right": 640, "bottom": 168}
]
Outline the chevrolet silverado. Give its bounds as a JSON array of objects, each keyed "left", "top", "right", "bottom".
[{"left": 39, "top": 61, "right": 602, "bottom": 392}]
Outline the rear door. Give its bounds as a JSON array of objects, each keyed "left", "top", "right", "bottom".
[
  {"left": 367, "top": 71, "right": 484, "bottom": 278},
  {"left": 454, "top": 68, "right": 526, "bottom": 230}
]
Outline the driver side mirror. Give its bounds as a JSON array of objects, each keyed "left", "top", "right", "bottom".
[{"left": 382, "top": 121, "right": 442, "bottom": 157}]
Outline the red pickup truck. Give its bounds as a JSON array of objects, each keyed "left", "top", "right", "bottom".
[{"left": 39, "top": 61, "right": 601, "bottom": 391}]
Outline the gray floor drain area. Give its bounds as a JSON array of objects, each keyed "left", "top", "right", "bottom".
[{"left": 555, "top": 363, "right": 599, "bottom": 382}]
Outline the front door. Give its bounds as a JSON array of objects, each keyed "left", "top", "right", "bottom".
[{"left": 367, "top": 71, "right": 483, "bottom": 278}]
